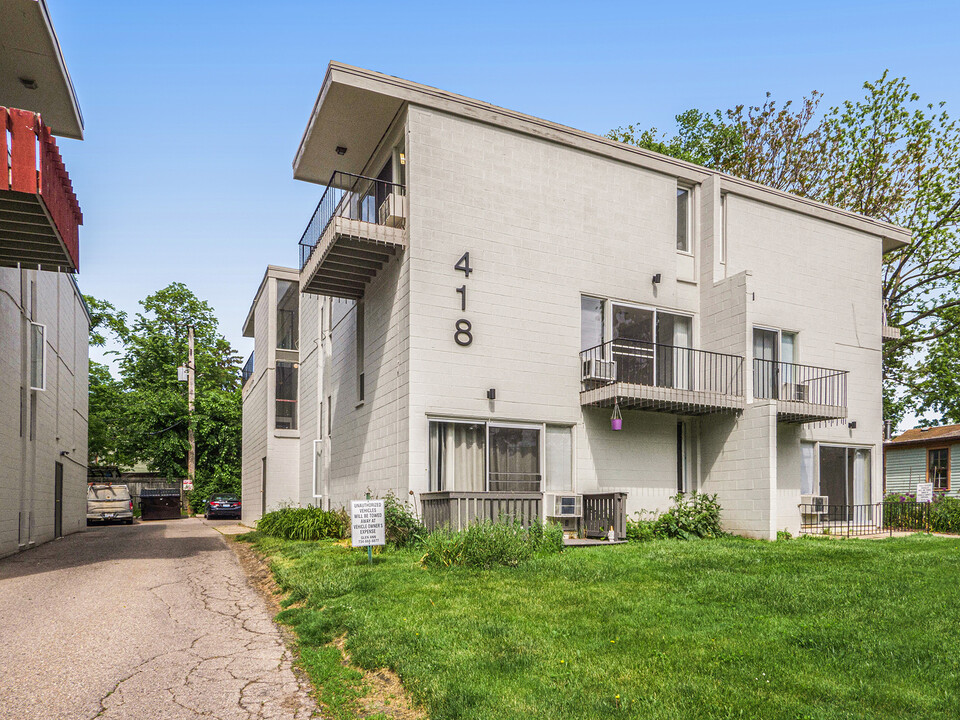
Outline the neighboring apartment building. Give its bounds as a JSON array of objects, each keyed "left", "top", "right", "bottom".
[
  {"left": 885, "top": 425, "right": 960, "bottom": 499},
  {"left": 240, "top": 266, "right": 303, "bottom": 525},
  {"left": 0, "top": 0, "right": 88, "bottom": 557},
  {"left": 242, "top": 62, "right": 910, "bottom": 539}
]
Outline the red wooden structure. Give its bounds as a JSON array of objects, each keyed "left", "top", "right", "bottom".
[{"left": 1, "top": 106, "right": 82, "bottom": 271}]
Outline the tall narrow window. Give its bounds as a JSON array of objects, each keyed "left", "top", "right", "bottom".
[
  {"left": 545, "top": 425, "right": 573, "bottom": 493},
  {"left": 276, "top": 280, "right": 299, "bottom": 350},
  {"left": 800, "top": 443, "right": 816, "bottom": 495},
  {"left": 356, "top": 302, "right": 365, "bottom": 403},
  {"left": 677, "top": 187, "right": 691, "bottom": 252},
  {"left": 720, "top": 194, "right": 727, "bottom": 264},
  {"left": 580, "top": 296, "right": 604, "bottom": 352},
  {"left": 928, "top": 448, "right": 949, "bottom": 491},
  {"left": 275, "top": 362, "right": 298, "bottom": 430},
  {"left": 29, "top": 322, "right": 45, "bottom": 391},
  {"left": 326, "top": 395, "right": 332, "bottom": 436}
]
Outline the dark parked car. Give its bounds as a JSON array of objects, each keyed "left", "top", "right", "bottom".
[{"left": 204, "top": 494, "right": 241, "bottom": 519}]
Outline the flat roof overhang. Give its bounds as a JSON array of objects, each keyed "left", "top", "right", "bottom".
[
  {"left": 294, "top": 63, "right": 911, "bottom": 253},
  {"left": 0, "top": 0, "right": 83, "bottom": 140}
]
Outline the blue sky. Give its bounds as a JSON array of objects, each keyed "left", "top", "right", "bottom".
[{"left": 49, "top": 0, "right": 960, "bottom": 363}]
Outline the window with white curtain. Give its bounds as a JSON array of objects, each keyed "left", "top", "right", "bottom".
[
  {"left": 800, "top": 442, "right": 815, "bottom": 495},
  {"left": 429, "top": 421, "right": 486, "bottom": 492},
  {"left": 545, "top": 425, "right": 572, "bottom": 492},
  {"left": 429, "top": 421, "right": 545, "bottom": 493}
]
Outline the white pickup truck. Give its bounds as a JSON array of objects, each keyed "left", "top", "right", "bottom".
[{"left": 87, "top": 484, "right": 134, "bottom": 525}]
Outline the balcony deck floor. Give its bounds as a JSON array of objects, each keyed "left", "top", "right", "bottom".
[{"left": 580, "top": 381, "right": 745, "bottom": 416}]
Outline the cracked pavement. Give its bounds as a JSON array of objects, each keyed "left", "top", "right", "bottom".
[{"left": 0, "top": 518, "right": 316, "bottom": 719}]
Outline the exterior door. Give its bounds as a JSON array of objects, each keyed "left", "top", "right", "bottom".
[
  {"left": 753, "top": 328, "right": 779, "bottom": 399},
  {"left": 54, "top": 462, "right": 63, "bottom": 539},
  {"left": 612, "top": 304, "right": 654, "bottom": 385}
]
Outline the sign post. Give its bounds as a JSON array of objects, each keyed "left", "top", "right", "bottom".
[{"left": 351, "top": 494, "right": 385, "bottom": 565}]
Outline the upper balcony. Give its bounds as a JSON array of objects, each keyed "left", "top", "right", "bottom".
[
  {"left": 0, "top": 107, "right": 82, "bottom": 272},
  {"left": 753, "top": 359, "right": 847, "bottom": 423},
  {"left": 298, "top": 171, "right": 406, "bottom": 299},
  {"left": 580, "top": 339, "right": 745, "bottom": 415}
]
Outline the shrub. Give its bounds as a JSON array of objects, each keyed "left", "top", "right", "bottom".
[
  {"left": 653, "top": 492, "right": 724, "bottom": 540},
  {"left": 257, "top": 505, "right": 348, "bottom": 541},
  {"left": 626, "top": 511, "right": 658, "bottom": 542},
  {"left": 382, "top": 491, "right": 426, "bottom": 547},
  {"left": 883, "top": 493, "right": 960, "bottom": 534},
  {"left": 420, "top": 519, "right": 564, "bottom": 569}
]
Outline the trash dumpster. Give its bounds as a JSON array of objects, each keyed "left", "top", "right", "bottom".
[{"left": 140, "top": 488, "right": 182, "bottom": 520}]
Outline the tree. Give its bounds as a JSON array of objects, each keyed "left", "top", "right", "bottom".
[
  {"left": 86, "top": 284, "right": 243, "bottom": 508},
  {"left": 609, "top": 73, "right": 960, "bottom": 427}
]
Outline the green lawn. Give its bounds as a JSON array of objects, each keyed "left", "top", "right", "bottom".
[{"left": 245, "top": 533, "right": 960, "bottom": 720}]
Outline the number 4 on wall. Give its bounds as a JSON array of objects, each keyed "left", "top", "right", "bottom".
[{"left": 455, "top": 252, "right": 473, "bottom": 277}]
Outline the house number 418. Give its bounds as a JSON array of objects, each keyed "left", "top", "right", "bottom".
[{"left": 454, "top": 252, "right": 473, "bottom": 346}]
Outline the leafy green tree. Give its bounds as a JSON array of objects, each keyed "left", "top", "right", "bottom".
[
  {"left": 86, "top": 284, "right": 242, "bottom": 508},
  {"left": 610, "top": 73, "right": 960, "bottom": 427}
]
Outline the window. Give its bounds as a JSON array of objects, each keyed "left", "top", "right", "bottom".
[
  {"left": 326, "top": 395, "right": 332, "bottom": 436},
  {"left": 276, "top": 280, "right": 299, "bottom": 350},
  {"left": 545, "top": 425, "right": 573, "bottom": 493},
  {"left": 817, "top": 446, "right": 871, "bottom": 517},
  {"left": 356, "top": 302, "right": 364, "bottom": 404},
  {"left": 720, "top": 194, "right": 727, "bottom": 264},
  {"left": 580, "top": 296, "right": 604, "bottom": 352},
  {"left": 677, "top": 187, "right": 691, "bottom": 252},
  {"left": 428, "top": 421, "right": 545, "bottom": 493},
  {"left": 429, "top": 421, "right": 486, "bottom": 492},
  {"left": 800, "top": 442, "right": 816, "bottom": 495},
  {"left": 753, "top": 327, "right": 798, "bottom": 399},
  {"left": 29, "top": 322, "right": 45, "bottom": 391},
  {"left": 275, "top": 362, "right": 298, "bottom": 430},
  {"left": 928, "top": 448, "right": 950, "bottom": 490}
]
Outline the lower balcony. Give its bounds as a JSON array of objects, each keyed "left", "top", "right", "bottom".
[
  {"left": 579, "top": 339, "right": 745, "bottom": 415},
  {"left": 753, "top": 359, "right": 847, "bottom": 423},
  {"left": 0, "top": 107, "right": 81, "bottom": 271},
  {"left": 298, "top": 171, "right": 405, "bottom": 299}
]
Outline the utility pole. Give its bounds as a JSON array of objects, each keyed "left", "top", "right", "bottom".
[{"left": 187, "top": 325, "right": 196, "bottom": 488}]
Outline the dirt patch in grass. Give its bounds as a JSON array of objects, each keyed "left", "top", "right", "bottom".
[{"left": 228, "top": 535, "right": 424, "bottom": 719}]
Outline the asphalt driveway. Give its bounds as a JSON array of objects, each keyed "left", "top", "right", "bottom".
[{"left": 0, "top": 518, "right": 315, "bottom": 719}]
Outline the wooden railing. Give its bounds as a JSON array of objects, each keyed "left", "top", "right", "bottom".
[
  {"left": 582, "top": 492, "right": 627, "bottom": 540},
  {"left": 420, "top": 491, "right": 542, "bottom": 532},
  {"left": 1, "top": 106, "right": 82, "bottom": 270}
]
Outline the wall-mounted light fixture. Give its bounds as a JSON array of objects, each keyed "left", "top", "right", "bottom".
[
  {"left": 848, "top": 421, "right": 857, "bottom": 429},
  {"left": 335, "top": 146, "right": 347, "bottom": 156},
  {"left": 486, "top": 388, "right": 496, "bottom": 400},
  {"left": 19, "top": 77, "right": 38, "bottom": 90},
  {"left": 652, "top": 273, "right": 662, "bottom": 284}
]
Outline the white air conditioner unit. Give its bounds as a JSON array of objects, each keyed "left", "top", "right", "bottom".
[
  {"left": 781, "top": 382, "right": 808, "bottom": 402},
  {"left": 582, "top": 358, "right": 616, "bottom": 383},
  {"left": 800, "top": 494, "right": 828, "bottom": 513},
  {"left": 545, "top": 493, "right": 583, "bottom": 518},
  {"left": 378, "top": 193, "right": 406, "bottom": 228}
]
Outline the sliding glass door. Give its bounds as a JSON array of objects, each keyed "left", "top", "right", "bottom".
[
  {"left": 818, "top": 446, "right": 871, "bottom": 520},
  {"left": 429, "top": 421, "right": 545, "bottom": 493},
  {"left": 612, "top": 304, "right": 654, "bottom": 385},
  {"left": 488, "top": 425, "right": 541, "bottom": 492}
]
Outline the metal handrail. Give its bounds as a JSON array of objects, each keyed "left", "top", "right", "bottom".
[
  {"left": 753, "top": 358, "right": 847, "bottom": 406},
  {"left": 580, "top": 338, "right": 744, "bottom": 397},
  {"left": 298, "top": 170, "right": 406, "bottom": 270}
]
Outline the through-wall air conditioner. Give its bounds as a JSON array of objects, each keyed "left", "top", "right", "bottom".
[
  {"left": 545, "top": 493, "right": 583, "bottom": 518},
  {"left": 378, "top": 193, "right": 406, "bottom": 228},
  {"left": 582, "top": 358, "right": 616, "bottom": 383},
  {"left": 781, "top": 382, "right": 809, "bottom": 402},
  {"left": 800, "top": 495, "right": 828, "bottom": 513}
]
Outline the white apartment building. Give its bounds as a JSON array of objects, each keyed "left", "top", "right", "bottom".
[
  {"left": 242, "top": 63, "right": 910, "bottom": 540},
  {"left": 1, "top": 0, "right": 88, "bottom": 556}
]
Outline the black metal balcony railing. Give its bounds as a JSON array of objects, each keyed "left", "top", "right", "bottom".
[
  {"left": 298, "top": 171, "right": 407, "bottom": 270},
  {"left": 753, "top": 359, "right": 847, "bottom": 407},
  {"left": 580, "top": 339, "right": 744, "bottom": 396},
  {"left": 241, "top": 352, "right": 254, "bottom": 386}
]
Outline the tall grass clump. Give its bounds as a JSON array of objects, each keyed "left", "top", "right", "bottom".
[
  {"left": 257, "top": 505, "right": 348, "bottom": 541},
  {"left": 421, "top": 519, "right": 564, "bottom": 569}
]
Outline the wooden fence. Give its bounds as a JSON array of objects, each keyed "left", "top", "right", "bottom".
[{"left": 420, "top": 491, "right": 543, "bottom": 532}]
